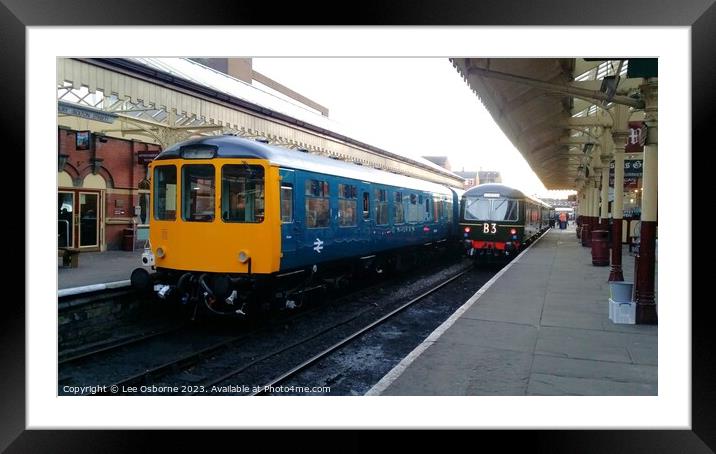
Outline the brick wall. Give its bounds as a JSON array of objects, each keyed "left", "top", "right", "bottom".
[{"left": 58, "top": 128, "right": 161, "bottom": 250}]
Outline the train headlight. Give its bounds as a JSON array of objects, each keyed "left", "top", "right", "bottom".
[
  {"left": 464, "top": 227, "right": 471, "bottom": 233},
  {"left": 141, "top": 249, "right": 155, "bottom": 267},
  {"left": 238, "top": 251, "right": 250, "bottom": 263},
  {"left": 510, "top": 228, "right": 517, "bottom": 235},
  {"left": 156, "top": 247, "right": 166, "bottom": 258}
]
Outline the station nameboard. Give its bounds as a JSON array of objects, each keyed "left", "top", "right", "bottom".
[{"left": 58, "top": 101, "right": 117, "bottom": 124}]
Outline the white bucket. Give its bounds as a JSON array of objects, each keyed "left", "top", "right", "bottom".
[{"left": 609, "top": 281, "right": 634, "bottom": 303}]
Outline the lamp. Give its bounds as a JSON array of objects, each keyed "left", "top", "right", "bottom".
[
  {"left": 91, "top": 157, "right": 104, "bottom": 175},
  {"left": 58, "top": 153, "right": 69, "bottom": 172}
]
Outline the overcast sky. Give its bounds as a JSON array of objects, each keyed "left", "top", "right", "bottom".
[{"left": 252, "top": 58, "right": 574, "bottom": 199}]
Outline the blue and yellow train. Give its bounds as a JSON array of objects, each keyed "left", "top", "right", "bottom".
[
  {"left": 459, "top": 183, "right": 551, "bottom": 263},
  {"left": 132, "top": 135, "right": 465, "bottom": 316}
]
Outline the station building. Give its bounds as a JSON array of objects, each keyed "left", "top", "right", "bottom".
[{"left": 57, "top": 58, "right": 463, "bottom": 252}]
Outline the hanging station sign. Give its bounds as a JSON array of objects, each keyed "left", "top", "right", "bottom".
[
  {"left": 609, "top": 159, "right": 643, "bottom": 188},
  {"left": 625, "top": 121, "right": 647, "bottom": 153}
]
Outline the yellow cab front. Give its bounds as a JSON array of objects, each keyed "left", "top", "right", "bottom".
[{"left": 148, "top": 157, "right": 281, "bottom": 275}]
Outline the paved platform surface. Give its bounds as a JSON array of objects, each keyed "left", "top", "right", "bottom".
[
  {"left": 58, "top": 250, "right": 144, "bottom": 289},
  {"left": 370, "top": 226, "right": 658, "bottom": 396}
]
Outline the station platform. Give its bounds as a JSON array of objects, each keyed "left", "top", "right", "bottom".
[
  {"left": 58, "top": 249, "right": 144, "bottom": 290},
  {"left": 368, "top": 226, "right": 658, "bottom": 396}
]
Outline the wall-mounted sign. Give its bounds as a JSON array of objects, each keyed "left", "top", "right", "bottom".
[
  {"left": 625, "top": 121, "right": 647, "bottom": 153},
  {"left": 75, "top": 131, "right": 90, "bottom": 150},
  {"left": 58, "top": 101, "right": 117, "bottom": 124},
  {"left": 138, "top": 151, "right": 161, "bottom": 165}
]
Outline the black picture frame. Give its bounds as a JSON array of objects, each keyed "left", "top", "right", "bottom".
[
  {"left": 6, "top": 0, "right": 710, "bottom": 452},
  {"left": 75, "top": 130, "right": 90, "bottom": 151}
]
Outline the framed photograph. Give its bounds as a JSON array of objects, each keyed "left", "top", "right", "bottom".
[
  {"left": 10, "top": 0, "right": 711, "bottom": 451},
  {"left": 75, "top": 130, "right": 90, "bottom": 150}
]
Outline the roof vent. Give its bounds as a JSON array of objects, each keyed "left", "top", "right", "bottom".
[
  {"left": 297, "top": 148, "right": 309, "bottom": 153},
  {"left": 254, "top": 137, "right": 269, "bottom": 144}
]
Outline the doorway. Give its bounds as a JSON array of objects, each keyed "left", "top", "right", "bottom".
[{"left": 57, "top": 189, "right": 102, "bottom": 250}]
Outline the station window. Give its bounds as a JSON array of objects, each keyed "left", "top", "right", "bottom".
[
  {"left": 182, "top": 165, "right": 215, "bottom": 222},
  {"left": 280, "top": 185, "right": 293, "bottom": 223},
  {"left": 221, "top": 165, "right": 265, "bottom": 223},
  {"left": 362, "top": 192, "right": 370, "bottom": 220},
  {"left": 394, "top": 191, "right": 405, "bottom": 224},
  {"left": 305, "top": 179, "right": 330, "bottom": 228},
  {"left": 375, "top": 189, "right": 388, "bottom": 225},
  {"left": 338, "top": 184, "right": 357, "bottom": 227},
  {"left": 153, "top": 165, "right": 176, "bottom": 221}
]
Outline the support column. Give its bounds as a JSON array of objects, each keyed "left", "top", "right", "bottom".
[
  {"left": 600, "top": 166, "right": 610, "bottom": 226},
  {"left": 581, "top": 177, "right": 594, "bottom": 246},
  {"left": 635, "top": 79, "right": 658, "bottom": 324},
  {"left": 609, "top": 105, "right": 630, "bottom": 282},
  {"left": 576, "top": 181, "right": 585, "bottom": 240}
]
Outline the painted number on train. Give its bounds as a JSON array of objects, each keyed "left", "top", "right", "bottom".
[{"left": 483, "top": 223, "right": 497, "bottom": 234}]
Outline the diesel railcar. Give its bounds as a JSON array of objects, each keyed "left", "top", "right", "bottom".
[
  {"left": 131, "top": 135, "right": 463, "bottom": 316},
  {"left": 459, "top": 183, "right": 551, "bottom": 263}
]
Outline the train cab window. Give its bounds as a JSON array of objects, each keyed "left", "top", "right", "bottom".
[
  {"left": 338, "top": 184, "right": 357, "bottom": 227},
  {"left": 153, "top": 165, "right": 177, "bottom": 220},
  {"left": 446, "top": 200, "right": 453, "bottom": 223},
  {"left": 394, "top": 191, "right": 405, "bottom": 224},
  {"left": 464, "top": 198, "right": 491, "bottom": 220},
  {"left": 305, "top": 179, "right": 329, "bottom": 228},
  {"left": 362, "top": 192, "right": 370, "bottom": 220},
  {"left": 221, "top": 165, "right": 265, "bottom": 223},
  {"left": 375, "top": 189, "right": 388, "bottom": 225},
  {"left": 181, "top": 165, "right": 215, "bottom": 222},
  {"left": 492, "top": 199, "right": 519, "bottom": 221},
  {"left": 280, "top": 185, "right": 293, "bottom": 223}
]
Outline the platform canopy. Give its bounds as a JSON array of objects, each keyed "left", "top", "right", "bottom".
[{"left": 450, "top": 58, "right": 647, "bottom": 190}]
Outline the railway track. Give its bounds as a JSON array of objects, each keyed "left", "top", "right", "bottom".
[
  {"left": 168, "top": 263, "right": 479, "bottom": 396},
  {"left": 59, "top": 257, "right": 479, "bottom": 396},
  {"left": 247, "top": 267, "right": 471, "bottom": 395}
]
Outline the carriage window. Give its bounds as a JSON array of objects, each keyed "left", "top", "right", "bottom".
[
  {"left": 425, "top": 197, "right": 432, "bottom": 222},
  {"left": 280, "top": 185, "right": 293, "bottom": 223},
  {"left": 362, "top": 192, "right": 370, "bottom": 220},
  {"left": 221, "top": 165, "right": 265, "bottom": 223},
  {"left": 153, "top": 165, "right": 177, "bottom": 220},
  {"left": 375, "top": 189, "right": 388, "bottom": 225},
  {"left": 338, "top": 184, "right": 357, "bottom": 227},
  {"left": 492, "top": 199, "right": 519, "bottom": 221},
  {"left": 394, "top": 191, "right": 405, "bottom": 224},
  {"left": 182, "top": 165, "right": 215, "bottom": 222},
  {"left": 406, "top": 194, "right": 421, "bottom": 223},
  {"left": 305, "top": 179, "right": 329, "bottom": 228},
  {"left": 445, "top": 200, "right": 453, "bottom": 223},
  {"left": 464, "top": 197, "right": 491, "bottom": 220}
]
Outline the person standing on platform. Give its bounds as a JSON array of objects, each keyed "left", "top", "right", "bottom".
[{"left": 559, "top": 212, "right": 567, "bottom": 230}]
